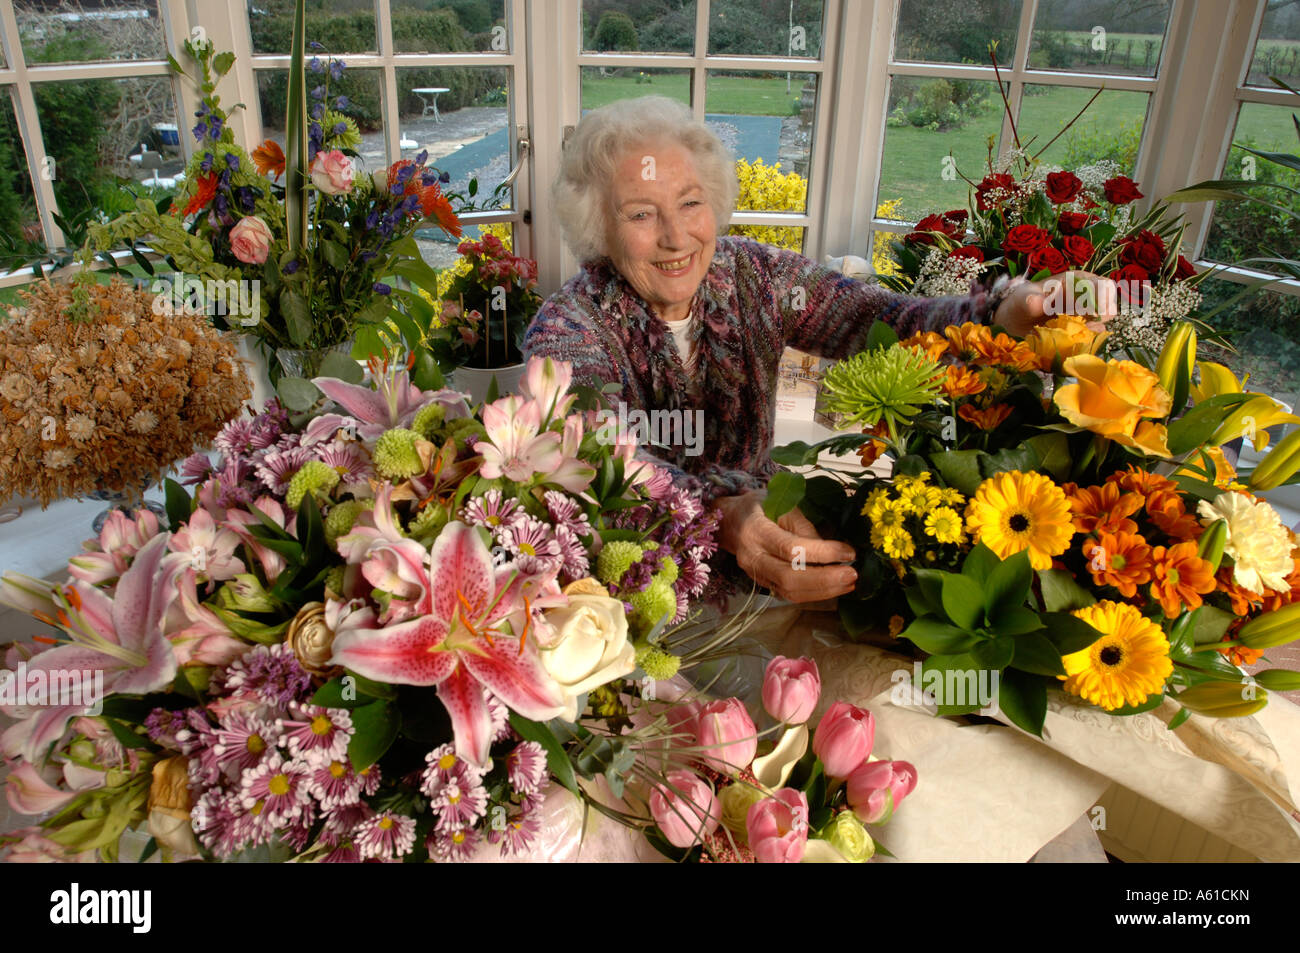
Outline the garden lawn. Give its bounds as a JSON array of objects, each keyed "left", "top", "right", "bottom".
[{"left": 581, "top": 72, "right": 803, "bottom": 115}]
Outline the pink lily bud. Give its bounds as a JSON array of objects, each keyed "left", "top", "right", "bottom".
[
  {"left": 746, "top": 788, "right": 810, "bottom": 863},
  {"left": 846, "top": 760, "right": 918, "bottom": 824},
  {"left": 693, "top": 697, "right": 757, "bottom": 775},
  {"left": 812, "top": 701, "right": 875, "bottom": 778},
  {"left": 649, "top": 770, "right": 720, "bottom": 848},
  {"left": 762, "top": 655, "right": 821, "bottom": 724}
]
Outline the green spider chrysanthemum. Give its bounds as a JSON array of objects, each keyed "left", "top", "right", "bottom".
[
  {"left": 321, "top": 110, "right": 362, "bottom": 152},
  {"left": 407, "top": 502, "right": 450, "bottom": 540},
  {"left": 819, "top": 344, "right": 944, "bottom": 437}
]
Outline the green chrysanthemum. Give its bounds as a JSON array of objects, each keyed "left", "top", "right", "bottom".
[
  {"left": 596, "top": 541, "right": 644, "bottom": 586},
  {"left": 636, "top": 644, "right": 682, "bottom": 681},
  {"left": 411, "top": 403, "right": 445, "bottom": 440},
  {"left": 627, "top": 578, "right": 676, "bottom": 633},
  {"left": 654, "top": 556, "right": 679, "bottom": 586},
  {"left": 820, "top": 344, "right": 944, "bottom": 437},
  {"left": 324, "top": 499, "right": 367, "bottom": 542},
  {"left": 373, "top": 428, "right": 424, "bottom": 480},
  {"left": 324, "top": 565, "right": 346, "bottom": 597},
  {"left": 408, "top": 502, "right": 450, "bottom": 540},
  {"left": 286, "top": 460, "right": 341, "bottom": 510},
  {"left": 321, "top": 110, "right": 362, "bottom": 151},
  {"left": 446, "top": 417, "right": 486, "bottom": 444}
]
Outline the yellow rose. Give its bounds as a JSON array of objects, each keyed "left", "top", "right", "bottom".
[
  {"left": 539, "top": 580, "right": 636, "bottom": 721},
  {"left": 1026, "top": 315, "right": 1107, "bottom": 371},
  {"left": 1054, "top": 355, "right": 1173, "bottom": 456}
]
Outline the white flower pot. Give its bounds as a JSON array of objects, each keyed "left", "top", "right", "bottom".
[{"left": 450, "top": 363, "right": 526, "bottom": 406}]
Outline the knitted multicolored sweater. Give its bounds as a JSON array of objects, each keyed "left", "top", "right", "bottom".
[{"left": 523, "top": 236, "right": 1000, "bottom": 501}]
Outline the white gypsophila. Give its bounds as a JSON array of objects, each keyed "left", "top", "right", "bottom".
[
  {"left": 1074, "top": 160, "right": 1122, "bottom": 193},
  {"left": 1145, "top": 282, "right": 1202, "bottom": 324},
  {"left": 917, "top": 247, "right": 986, "bottom": 297},
  {"left": 1105, "top": 301, "right": 1169, "bottom": 352},
  {"left": 993, "top": 147, "right": 1033, "bottom": 175}
]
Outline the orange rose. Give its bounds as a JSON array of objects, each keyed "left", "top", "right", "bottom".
[{"left": 1054, "top": 355, "right": 1173, "bottom": 456}]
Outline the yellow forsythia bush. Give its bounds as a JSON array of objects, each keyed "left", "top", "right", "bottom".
[
  {"left": 729, "top": 157, "right": 807, "bottom": 251},
  {"left": 872, "top": 199, "right": 903, "bottom": 277}
]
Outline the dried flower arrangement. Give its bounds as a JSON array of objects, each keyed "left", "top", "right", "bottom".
[{"left": 0, "top": 279, "right": 251, "bottom": 506}]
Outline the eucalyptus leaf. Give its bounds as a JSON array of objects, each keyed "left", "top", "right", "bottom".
[
  {"left": 318, "top": 351, "right": 364, "bottom": 383},
  {"left": 276, "top": 376, "right": 321, "bottom": 412}
]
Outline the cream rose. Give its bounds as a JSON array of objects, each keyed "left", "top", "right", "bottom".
[
  {"left": 229, "top": 215, "right": 272, "bottom": 265},
  {"left": 310, "top": 149, "right": 354, "bottom": 195},
  {"left": 539, "top": 581, "right": 635, "bottom": 721}
]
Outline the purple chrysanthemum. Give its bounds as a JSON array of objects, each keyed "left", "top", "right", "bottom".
[
  {"left": 420, "top": 743, "right": 484, "bottom": 799},
  {"left": 492, "top": 798, "right": 542, "bottom": 858},
  {"left": 255, "top": 445, "right": 316, "bottom": 496},
  {"left": 306, "top": 759, "right": 363, "bottom": 810},
  {"left": 205, "top": 710, "right": 280, "bottom": 781},
  {"left": 213, "top": 642, "right": 312, "bottom": 709},
  {"left": 498, "top": 515, "right": 563, "bottom": 576},
  {"left": 314, "top": 440, "right": 374, "bottom": 488},
  {"left": 179, "top": 453, "right": 214, "bottom": 485},
  {"left": 432, "top": 779, "right": 488, "bottom": 832},
  {"left": 239, "top": 754, "right": 313, "bottom": 826},
  {"left": 554, "top": 524, "right": 590, "bottom": 580},
  {"left": 459, "top": 489, "right": 519, "bottom": 531}
]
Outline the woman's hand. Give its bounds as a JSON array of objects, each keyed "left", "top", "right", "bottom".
[
  {"left": 713, "top": 490, "right": 858, "bottom": 603},
  {"left": 994, "top": 271, "right": 1118, "bottom": 337}
]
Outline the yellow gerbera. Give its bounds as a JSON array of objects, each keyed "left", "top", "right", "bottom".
[
  {"left": 924, "top": 506, "right": 965, "bottom": 544},
  {"left": 965, "top": 471, "right": 1074, "bottom": 569},
  {"left": 1059, "top": 601, "right": 1173, "bottom": 711}
]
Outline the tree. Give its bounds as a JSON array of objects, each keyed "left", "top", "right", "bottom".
[{"left": 593, "top": 10, "right": 639, "bottom": 52}]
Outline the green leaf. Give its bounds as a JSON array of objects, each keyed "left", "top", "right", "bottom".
[
  {"left": 347, "top": 701, "right": 401, "bottom": 771},
  {"left": 1108, "top": 693, "right": 1166, "bottom": 716},
  {"left": 104, "top": 717, "right": 153, "bottom": 751},
  {"left": 1041, "top": 611, "right": 1104, "bottom": 655},
  {"left": 865, "top": 319, "right": 899, "bottom": 351},
  {"left": 510, "top": 713, "right": 580, "bottom": 797},
  {"left": 1023, "top": 432, "right": 1072, "bottom": 481},
  {"left": 1037, "top": 568, "right": 1096, "bottom": 612},
  {"left": 297, "top": 492, "right": 326, "bottom": 562},
  {"left": 1189, "top": 604, "right": 1235, "bottom": 644},
  {"left": 318, "top": 350, "right": 364, "bottom": 383},
  {"left": 163, "top": 477, "right": 193, "bottom": 529},
  {"left": 1166, "top": 706, "right": 1191, "bottom": 730},
  {"left": 356, "top": 295, "right": 394, "bottom": 325},
  {"left": 901, "top": 615, "right": 983, "bottom": 655},
  {"left": 984, "top": 549, "right": 1032, "bottom": 619},
  {"left": 912, "top": 568, "right": 946, "bottom": 616},
  {"left": 992, "top": 606, "right": 1046, "bottom": 635},
  {"left": 940, "top": 573, "right": 985, "bottom": 631},
  {"left": 961, "top": 543, "right": 999, "bottom": 582},
  {"left": 762, "top": 470, "right": 806, "bottom": 522},
  {"left": 1010, "top": 630, "right": 1067, "bottom": 676},
  {"left": 321, "top": 239, "right": 349, "bottom": 270},
  {"left": 212, "top": 51, "right": 236, "bottom": 77},
  {"left": 284, "top": 0, "right": 309, "bottom": 258},
  {"left": 930, "top": 449, "right": 984, "bottom": 496},
  {"left": 998, "top": 668, "right": 1048, "bottom": 736},
  {"left": 280, "top": 289, "right": 311, "bottom": 345},
  {"left": 1165, "top": 393, "right": 1253, "bottom": 456},
  {"left": 276, "top": 376, "right": 320, "bottom": 411}
]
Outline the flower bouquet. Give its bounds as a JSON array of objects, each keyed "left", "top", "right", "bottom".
[
  {"left": 769, "top": 318, "right": 1300, "bottom": 735},
  {"left": 0, "top": 279, "right": 250, "bottom": 509},
  {"left": 0, "top": 355, "right": 739, "bottom": 862}
]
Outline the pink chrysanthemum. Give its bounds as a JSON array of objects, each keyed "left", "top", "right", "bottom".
[
  {"left": 428, "top": 825, "right": 481, "bottom": 862},
  {"left": 207, "top": 711, "right": 280, "bottom": 781},
  {"left": 192, "top": 788, "right": 243, "bottom": 856},
  {"left": 460, "top": 489, "right": 520, "bottom": 530},
  {"left": 678, "top": 552, "right": 712, "bottom": 597},
  {"left": 281, "top": 704, "right": 353, "bottom": 765},
  {"left": 179, "top": 452, "right": 215, "bottom": 485},
  {"left": 306, "top": 759, "right": 364, "bottom": 810},
  {"left": 321, "top": 841, "right": 362, "bottom": 863},
  {"left": 506, "top": 741, "right": 547, "bottom": 796},
  {"left": 666, "top": 487, "right": 704, "bottom": 525},
  {"left": 355, "top": 811, "right": 417, "bottom": 861},
  {"left": 421, "top": 743, "right": 485, "bottom": 798},
  {"left": 239, "top": 754, "right": 313, "bottom": 826},
  {"left": 255, "top": 445, "right": 316, "bottom": 495},
  {"left": 554, "top": 524, "right": 591, "bottom": 579},
  {"left": 498, "top": 515, "right": 563, "bottom": 575},
  {"left": 433, "top": 779, "right": 489, "bottom": 832},
  {"left": 493, "top": 798, "right": 542, "bottom": 858},
  {"left": 214, "top": 642, "right": 312, "bottom": 709},
  {"left": 314, "top": 440, "right": 374, "bottom": 488},
  {"left": 543, "top": 490, "right": 589, "bottom": 533},
  {"left": 323, "top": 801, "right": 374, "bottom": 841},
  {"left": 356, "top": 762, "right": 381, "bottom": 796}
]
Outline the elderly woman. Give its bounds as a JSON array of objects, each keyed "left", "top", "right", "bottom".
[{"left": 523, "top": 96, "right": 1113, "bottom": 604}]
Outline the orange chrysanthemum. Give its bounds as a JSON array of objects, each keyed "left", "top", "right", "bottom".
[
  {"left": 1260, "top": 554, "right": 1300, "bottom": 613},
  {"left": 1083, "top": 530, "right": 1155, "bottom": 598},
  {"left": 942, "top": 364, "right": 986, "bottom": 397},
  {"left": 902, "top": 330, "right": 951, "bottom": 362},
  {"left": 957, "top": 402, "right": 1013, "bottom": 431},
  {"left": 1146, "top": 490, "right": 1202, "bottom": 540},
  {"left": 855, "top": 420, "right": 889, "bottom": 467},
  {"left": 1216, "top": 566, "right": 1265, "bottom": 616},
  {"left": 972, "top": 332, "right": 1039, "bottom": 372},
  {"left": 1217, "top": 633, "right": 1264, "bottom": 667},
  {"left": 944, "top": 322, "right": 993, "bottom": 359},
  {"left": 1150, "top": 542, "right": 1216, "bottom": 618},
  {"left": 1067, "top": 482, "right": 1143, "bottom": 535},
  {"left": 1107, "top": 465, "right": 1177, "bottom": 503},
  {"left": 251, "top": 139, "right": 286, "bottom": 180}
]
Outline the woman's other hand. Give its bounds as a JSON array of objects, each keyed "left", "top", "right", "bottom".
[
  {"left": 713, "top": 490, "right": 858, "bottom": 603},
  {"left": 994, "top": 270, "right": 1118, "bottom": 337}
]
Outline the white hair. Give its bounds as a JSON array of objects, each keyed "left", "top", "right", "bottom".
[{"left": 552, "top": 96, "right": 738, "bottom": 263}]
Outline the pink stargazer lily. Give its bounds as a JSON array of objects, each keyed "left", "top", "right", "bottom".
[
  {"left": 312, "top": 363, "right": 469, "bottom": 440},
  {"left": 336, "top": 485, "right": 431, "bottom": 625},
  {"left": 329, "top": 521, "right": 567, "bottom": 766},
  {"left": 0, "top": 535, "right": 181, "bottom": 763}
]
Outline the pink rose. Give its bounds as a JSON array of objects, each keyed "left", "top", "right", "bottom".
[
  {"left": 746, "top": 788, "right": 809, "bottom": 863},
  {"left": 310, "top": 149, "right": 354, "bottom": 195},
  {"left": 649, "top": 770, "right": 720, "bottom": 848},
  {"left": 693, "top": 697, "right": 757, "bottom": 775},
  {"left": 762, "top": 655, "right": 821, "bottom": 725},
  {"left": 229, "top": 215, "right": 273, "bottom": 265},
  {"left": 846, "top": 759, "right": 918, "bottom": 824},
  {"left": 812, "top": 701, "right": 875, "bottom": 778}
]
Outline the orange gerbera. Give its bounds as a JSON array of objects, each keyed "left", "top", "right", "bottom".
[
  {"left": 1146, "top": 491, "right": 1202, "bottom": 540},
  {"left": 902, "top": 330, "right": 951, "bottom": 362},
  {"left": 957, "top": 402, "right": 1012, "bottom": 431},
  {"left": 973, "top": 332, "right": 1039, "bottom": 372},
  {"left": 1150, "top": 542, "right": 1216, "bottom": 618},
  {"left": 1067, "top": 482, "right": 1143, "bottom": 535},
  {"left": 182, "top": 173, "right": 218, "bottom": 217},
  {"left": 1083, "top": 530, "right": 1155, "bottom": 597},
  {"left": 251, "top": 139, "right": 286, "bottom": 179},
  {"left": 944, "top": 322, "right": 993, "bottom": 359},
  {"left": 942, "top": 364, "right": 986, "bottom": 397}
]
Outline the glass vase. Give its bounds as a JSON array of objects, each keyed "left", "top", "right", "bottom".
[{"left": 275, "top": 341, "right": 354, "bottom": 380}]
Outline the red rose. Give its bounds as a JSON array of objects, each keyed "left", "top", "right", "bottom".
[
  {"left": 1057, "top": 211, "right": 1097, "bottom": 235},
  {"left": 1061, "top": 235, "right": 1094, "bottom": 266},
  {"left": 1119, "top": 229, "right": 1166, "bottom": 272},
  {"left": 1110, "top": 264, "right": 1151, "bottom": 302},
  {"left": 1044, "top": 171, "right": 1084, "bottom": 204},
  {"left": 1002, "top": 223, "right": 1052, "bottom": 255},
  {"left": 1027, "top": 246, "right": 1068, "bottom": 275},
  {"left": 1174, "top": 254, "right": 1197, "bottom": 281},
  {"left": 1103, "top": 175, "right": 1144, "bottom": 204},
  {"left": 906, "top": 213, "right": 963, "bottom": 246},
  {"left": 942, "top": 209, "right": 969, "bottom": 226},
  {"left": 976, "top": 173, "right": 1016, "bottom": 211},
  {"left": 948, "top": 245, "right": 985, "bottom": 263}
]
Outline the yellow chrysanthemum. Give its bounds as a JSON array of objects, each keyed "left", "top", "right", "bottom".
[
  {"left": 1059, "top": 601, "right": 1173, "bottom": 711},
  {"left": 861, "top": 485, "right": 890, "bottom": 517},
  {"left": 924, "top": 506, "right": 965, "bottom": 544},
  {"left": 939, "top": 486, "right": 965, "bottom": 507},
  {"left": 898, "top": 482, "right": 943, "bottom": 515},
  {"left": 870, "top": 497, "right": 909, "bottom": 531},
  {"left": 880, "top": 527, "right": 916, "bottom": 560},
  {"left": 965, "top": 470, "right": 1074, "bottom": 570}
]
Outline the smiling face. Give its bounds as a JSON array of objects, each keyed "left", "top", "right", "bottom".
[{"left": 606, "top": 143, "right": 717, "bottom": 324}]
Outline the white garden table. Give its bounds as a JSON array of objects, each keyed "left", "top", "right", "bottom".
[{"left": 412, "top": 87, "right": 450, "bottom": 121}]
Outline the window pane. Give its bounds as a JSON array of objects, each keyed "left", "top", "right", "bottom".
[
  {"left": 877, "top": 75, "right": 1004, "bottom": 221},
  {"left": 1198, "top": 276, "right": 1300, "bottom": 401},
  {"left": 895, "top": 0, "right": 1020, "bottom": 67},
  {"left": 581, "top": 66, "right": 691, "bottom": 109},
  {"left": 32, "top": 76, "right": 181, "bottom": 224},
  {"left": 708, "top": 0, "right": 824, "bottom": 58},
  {"left": 1016, "top": 86, "right": 1149, "bottom": 174},
  {"left": 582, "top": 0, "right": 695, "bottom": 54},
  {"left": 1247, "top": 0, "right": 1300, "bottom": 89},
  {"left": 0, "top": 91, "right": 38, "bottom": 256},
  {"left": 16, "top": 0, "right": 165, "bottom": 64},
  {"left": 247, "top": 0, "right": 377, "bottom": 55},
  {"left": 1203, "top": 103, "right": 1300, "bottom": 275},
  {"left": 396, "top": 66, "right": 512, "bottom": 211},
  {"left": 391, "top": 0, "right": 509, "bottom": 54},
  {"left": 1028, "top": 0, "right": 1170, "bottom": 77},
  {"left": 707, "top": 70, "right": 813, "bottom": 219},
  {"left": 257, "top": 64, "right": 383, "bottom": 169}
]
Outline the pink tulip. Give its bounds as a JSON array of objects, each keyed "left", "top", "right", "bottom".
[
  {"left": 846, "top": 760, "right": 918, "bottom": 824},
  {"left": 746, "top": 788, "right": 809, "bottom": 863},
  {"left": 649, "top": 770, "right": 720, "bottom": 848},
  {"left": 693, "top": 697, "right": 757, "bottom": 775},
  {"left": 310, "top": 149, "right": 354, "bottom": 195},
  {"left": 762, "top": 655, "right": 821, "bottom": 724},
  {"left": 812, "top": 701, "right": 875, "bottom": 778},
  {"left": 229, "top": 215, "right": 273, "bottom": 264}
]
